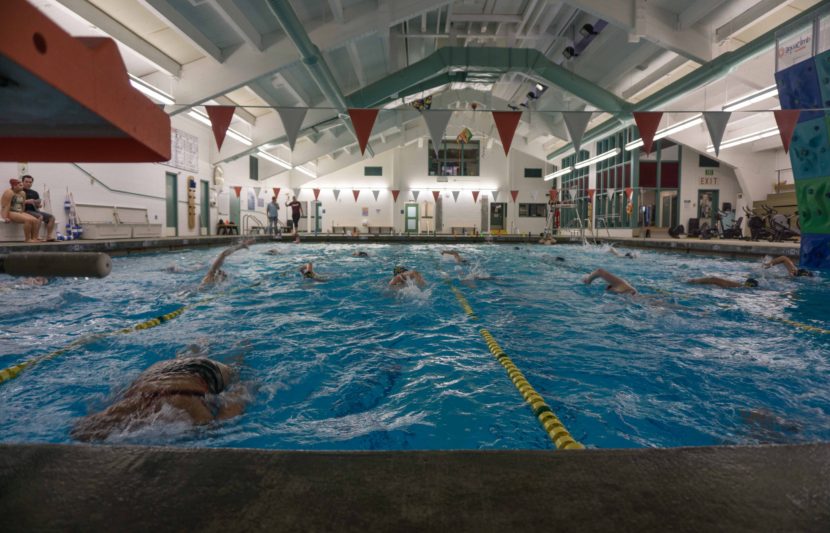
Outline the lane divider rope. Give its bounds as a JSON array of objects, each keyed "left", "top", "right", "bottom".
[{"left": 448, "top": 281, "right": 584, "bottom": 450}]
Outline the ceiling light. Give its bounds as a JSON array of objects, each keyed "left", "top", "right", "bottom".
[
  {"left": 256, "top": 150, "right": 292, "bottom": 169},
  {"left": 129, "top": 75, "right": 174, "bottom": 106},
  {"left": 625, "top": 114, "right": 703, "bottom": 151},
  {"left": 723, "top": 85, "right": 779, "bottom": 112},
  {"left": 706, "top": 127, "right": 778, "bottom": 152},
  {"left": 295, "top": 165, "right": 316, "bottom": 178},
  {"left": 574, "top": 148, "right": 620, "bottom": 169},
  {"left": 545, "top": 166, "right": 574, "bottom": 180},
  {"left": 580, "top": 23, "right": 598, "bottom": 37},
  {"left": 562, "top": 46, "right": 578, "bottom": 60}
]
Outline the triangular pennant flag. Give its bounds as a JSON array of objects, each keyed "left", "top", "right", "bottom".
[
  {"left": 472, "top": 191, "right": 480, "bottom": 203},
  {"left": 333, "top": 189, "right": 341, "bottom": 201},
  {"left": 510, "top": 190, "right": 519, "bottom": 203},
  {"left": 205, "top": 106, "right": 235, "bottom": 151},
  {"left": 232, "top": 186, "right": 242, "bottom": 198},
  {"left": 391, "top": 189, "right": 400, "bottom": 202},
  {"left": 313, "top": 188, "right": 320, "bottom": 200},
  {"left": 625, "top": 187, "right": 633, "bottom": 200},
  {"left": 412, "top": 191, "right": 420, "bottom": 202},
  {"left": 587, "top": 188, "right": 596, "bottom": 201},
  {"left": 293, "top": 188, "right": 301, "bottom": 198},
  {"left": 347, "top": 108, "right": 380, "bottom": 155},
  {"left": 530, "top": 191, "right": 538, "bottom": 201},
  {"left": 254, "top": 187, "right": 261, "bottom": 197},
  {"left": 452, "top": 191, "right": 460, "bottom": 202},
  {"left": 492, "top": 190, "right": 499, "bottom": 202},
  {"left": 273, "top": 187, "right": 280, "bottom": 198},
  {"left": 774, "top": 110, "right": 800, "bottom": 154},
  {"left": 422, "top": 110, "right": 453, "bottom": 156},
  {"left": 353, "top": 189, "right": 360, "bottom": 202},
  {"left": 607, "top": 188, "right": 615, "bottom": 198},
  {"left": 276, "top": 107, "right": 308, "bottom": 152},
  {"left": 492, "top": 111, "right": 523, "bottom": 155},
  {"left": 562, "top": 111, "right": 593, "bottom": 154},
  {"left": 432, "top": 190, "right": 440, "bottom": 202},
  {"left": 633, "top": 112, "right": 663, "bottom": 155},
  {"left": 569, "top": 188, "right": 577, "bottom": 201},
  {"left": 703, "top": 112, "right": 731, "bottom": 156},
  {"left": 372, "top": 190, "right": 380, "bottom": 201}
]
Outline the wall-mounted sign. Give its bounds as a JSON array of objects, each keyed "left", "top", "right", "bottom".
[
  {"left": 705, "top": 169, "right": 714, "bottom": 176},
  {"left": 700, "top": 176, "right": 719, "bottom": 185}
]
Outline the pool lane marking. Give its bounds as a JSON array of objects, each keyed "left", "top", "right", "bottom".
[
  {"left": 768, "top": 316, "right": 830, "bottom": 335},
  {"left": 448, "top": 282, "right": 584, "bottom": 450},
  {"left": 0, "top": 280, "right": 262, "bottom": 386}
]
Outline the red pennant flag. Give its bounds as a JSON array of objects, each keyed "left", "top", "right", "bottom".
[
  {"left": 391, "top": 189, "right": 400, "bottom": 202},
  {"left": 774, "top": 110, "right": 800, "bottom": 154},
  {"left": 232, "top": 186, "right": 242, "bottom": 198},
  {"left": 432, "top": 191, "right": 440, "bottom": 202},
  {"left": 471, "top": 191, "right": 480, "bottom": 203},
  {"left": 510, "top": 190, "right": 519, "bottom": 203},
  {"left": 347, "top": 109, "right": 379, "bottom": 155},
  {"left": 205, "top": 106, "right": 236, "bottom": 151},
  {"left": 353, "top": 189, "right": 360, "bottom": 202},
  {"left": 587, "top": 189, "right": 596, "bottom": 201},
  {"left": 492, "top": 111, "right": 522, "bottom": 156},
  {"left": 313, "top": 188, "right": 320, "bottom": 200},
  {"left": 549, "top": 189, "right": 558, "bottom": 202},
  {"left": 633, "top": 112, "right": 663, "bottom": 155},
  {"left": 273, "top": 187, "right": 280, "bottom": 198},
  {"left": 625, "top": 187, "right": 633, "bottom": 200}
]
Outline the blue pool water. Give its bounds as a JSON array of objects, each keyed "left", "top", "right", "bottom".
[{"left": 1, "top": 242, "right": 828, "bottom": 450}]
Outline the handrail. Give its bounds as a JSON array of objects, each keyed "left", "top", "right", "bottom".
[{"left": 242, "top": 214, "right": 267, "bottom": 234}]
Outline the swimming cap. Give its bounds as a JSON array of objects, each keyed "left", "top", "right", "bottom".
[
  {"left": 555, "top": 257, "right": 565, "bottom": 262},
  {"left": 796, "top": 268, "right": 813, "bottom": 277},
  {"left": 744, "top": 278, "right": 759, "bottom": 288},
  {"left": 393, "top": 266, "right": 407, "bottom": 275}
]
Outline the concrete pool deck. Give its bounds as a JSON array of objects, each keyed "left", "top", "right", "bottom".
[{"left": 1, "top": 442, "right": 829, "bottom": 531}]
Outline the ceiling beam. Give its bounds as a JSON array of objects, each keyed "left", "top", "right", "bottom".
[
  {"left": 54, "top": 0, "right": 181, "bottom": 77},
  {"left": 327, "top": 0, "right": 345, "bottom": 24},
  {"left": 676, "top": 0, "right": 729, "bottom": 31},
  {"left": 347, "top": 42, "right": 367, "bottom": 87},
  {"left": 620, "top": 55, "right": 689, "bottom": 99},
  {"left": 715, "top": 0, "right": 790, "bottom": 43},
  {"left": 213, "top": 96, "right": 257, "bottom": 125},
  {"left": 449, "top": 14, "right": 523, "bottom": 24},
  {"left": 138, "top": 0, "right": 225, "bottom": 62},
  {"left": 207, "top": 0, "right": 264, "bottom": 51}
]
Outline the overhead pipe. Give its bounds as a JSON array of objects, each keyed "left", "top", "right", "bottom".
[
  {"left": 264, "top": 0, "right": 374, "bottom": 157},
  {"left": 547, "top": 0, "right": 830, "bottom": 160}
]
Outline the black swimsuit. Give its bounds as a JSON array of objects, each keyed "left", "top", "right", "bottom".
[{"left": 158, "top": 358, "right": 225, "bottom": 394}]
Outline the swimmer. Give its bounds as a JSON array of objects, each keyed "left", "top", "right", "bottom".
[
  {"left": 582, "top": 268, "right": 637, "bottom": 295},
  {"left": 538, "top": 235, "right": 555, "bottom": 245},
  {"left": 200, "top": 240, "right": 252, "bottom": 287},
  {"left": 763, "top": 256, "right": 814, "bottom": 277},
  {"left": 687, "top": 277, "right": 759, "bottom": 289},
  {"left": 389, "top": 265, "right": 425, "bottom": 287},
  {"left": 0, "top": 276, "right": 48, "bottom": 291},
  {"left": 299, "top": 262, "right": 327, "bottom": 281},
  {"left": 265, "top": 248, "right": 280, "bottom": 256},
  {"left": 441, "top": 250, "right": 466, "bottom": 263},
  {"left": 609, "top": 246, "right": 634, "bottom": 259},
  {"left": 71, "top": 356, "right": 246, "bottom": 442},
  {"left": 352, "top": 250, "right": 369, "bottom": 258}
]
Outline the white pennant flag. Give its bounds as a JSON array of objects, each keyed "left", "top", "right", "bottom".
[
  {"left": 412, "top": 190, "right": 420, "bottom": 201},
  {"left": 276, "top": 107, "right": 308, "bottom": 152},
  {"left": 703, "top": 112, "right": 731, "bottom": 156},
  {"left": 492, "top": 190, "right": 499, "bottom": 202},
  {"left": 253, "top": 187, "right": 261, "bottom": 197},
  {"left": 372, "top": 190, "right": 380, "bottom": 201},
  {"left": 293, "top": 188, "right": 301, "bottom": 198},
  {"left": 333, "top": 189, "right": 340, "bottom": 201},
  {"left": 562, "top": 112, "right": 593, "bottom": 154},
  {"left": 569, "top": 188, "right": 577, "bottom": 201},
  {"left": 452, "top": 191, "right": 460, "bottom": 202},
  {"left": 422, "top": 110, "right": 453, "bottom": 156}
]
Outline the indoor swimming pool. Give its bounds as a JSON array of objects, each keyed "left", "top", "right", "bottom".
[{"left": 1, "top": 242, "right": 828, "bottom": 450}]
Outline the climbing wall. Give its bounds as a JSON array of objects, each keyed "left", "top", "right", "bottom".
[{"left": 776, "top": 47, "right": 830, "bottom": 269}]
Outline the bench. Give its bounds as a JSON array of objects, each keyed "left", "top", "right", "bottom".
[
  {"left": 114, "top": 206, "right": 161, "bottom": 238},
  {"left": 367, "top": 226, "right": 393, "bottom": 235},
  {"left": 0, "top": 219, "right": 25, "bottom": 242},
  {"left": 331, "top": 226, "right": 359, "bottom": 235},
  {"left": 75, "top": 204, "right": 131, "bottom": 240},
  {"left": 451, "top": 226, "right": 476, "bottom": 236}
]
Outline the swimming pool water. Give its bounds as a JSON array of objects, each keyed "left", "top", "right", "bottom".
[{"left": 1, "top": 242, "right": 828, "bottom": 450}]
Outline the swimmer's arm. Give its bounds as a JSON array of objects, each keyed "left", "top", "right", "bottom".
[
  {"left": 766, "top": 256, "right": 797, "bottom": 275},
  {"left": 583, "top": 268, "right": 622, "bottom": 286}
]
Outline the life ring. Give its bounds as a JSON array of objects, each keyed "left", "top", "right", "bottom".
[{"left": 626, "top": 202, "right": 634, "bottom": 216}]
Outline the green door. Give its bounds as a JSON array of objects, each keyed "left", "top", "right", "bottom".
[
  {"left": 314, "top": 201, "right": 322, "bottom": 233},
  {"left": 404, "top": 203, "right": 419, "bottom": 233},
  {"left": 490, "top": 202, "right": 506, "bottom": 230},
  {"left": 165, "top": 172, "right": 178, "bottom": 236},
  {"left": 229, "top": 192, "right": 240, "bottom": 226},
  {"left": 200, "top": 181, "right": 210, "bottom": 234}
]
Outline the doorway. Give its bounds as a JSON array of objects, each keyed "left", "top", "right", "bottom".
[
  {"left": 229, "top": 191, "right": 240, "bottom": 226},
  {"left": 313, "top": 201, "right": 322, "bottom": 234},
  {"left": 490, "top": 202, "right": 506, "bottom": 231},
  {"left": 200, "top": 180, "right": 210, "bottom": 235},
  {"left": 698, "top": 189, "right": 718, "bottom": 228},
  {"left": 659, "top": 191, "right": 678, "bottom": 228},
  {"left": 404, "top": 203, "right": 419, "bottom": 234},
  {"left": 165, "top": 172, "right": 178, "bottom": 236}
]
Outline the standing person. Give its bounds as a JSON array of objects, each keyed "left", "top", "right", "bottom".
[
  {"left": 286, "top": 195, "right": 303, "bottom": 240},
  {"left": 21, "top": 175, "right": 55, "bottom": 241},
  {"left": 1, "top": 178, "right": 41, "bottom": 243},
  {"left": 266, "top": 196, "right": 280, "bottom": 235}
]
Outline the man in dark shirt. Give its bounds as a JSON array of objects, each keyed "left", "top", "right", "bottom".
[
  {"left": 21, "top": 175, "right": 55, "bottom": 241},
  {"left": 285, "top": 196, "right": 303, "bottom": 237}
]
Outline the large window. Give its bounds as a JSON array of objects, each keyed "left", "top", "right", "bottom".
[
  {"left": 594, "top": 130, "right": 634, "bottom": 228},
  {"left": 559, "top": 150, "right": 590, "bottom": 229},
  {"left": 428, "top": 140, "right": 480, "bottom": 176},
  {"left": 518, "top": 203, "right": 547, "bottom": 217}
]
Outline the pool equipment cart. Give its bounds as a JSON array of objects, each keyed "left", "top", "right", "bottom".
[{"left": 0, "top": 252, "right": 111, "bottom": 278}]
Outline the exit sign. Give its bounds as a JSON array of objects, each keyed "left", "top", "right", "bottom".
[{"left": 705, "top": 169, "right": 714, "bottom": 175}]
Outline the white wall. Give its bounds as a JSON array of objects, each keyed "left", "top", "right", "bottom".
[{"left": 679, "top": 146, "right": 741, "bottom": 227}]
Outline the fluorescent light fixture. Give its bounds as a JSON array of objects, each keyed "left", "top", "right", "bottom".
[
  {"left": 295, "top": 165, "right": 316, "bottom": 178},
  {"left": 723, "top": 85, "right": 778, "bottom": 112},
  {"left": 574, "top": 148, "right": 620, "bottom": 169},
  {"left": 706, "top": 127, "right": 778, "bottom": 152},
  {"left": 545, "top": 166, "right": 574, "bottom": 180},
  {"left": 256, "top": 150, "right": 292, "bottom": 169},
  {"left": 625, "top": 114, "right": 703, "bottom": 151},
  {"left": 129, "top": 75, "right": 174, "bottom": 106},
  {"left": 187, "top": 110, "right": 252, "bottom": 146}
]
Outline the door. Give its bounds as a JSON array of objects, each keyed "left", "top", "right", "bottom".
[
  {"left": 314, "top": 201, "right": 322, "bottom": 233},
  {"left": 404, "top": 203, "right": 419, "bottom": 233},
  {"left": 200, "top": 180, "right": 210, "bottom": 235},
  {"left": 490, "top": 202, "right": 506, "bottom": 230},
  {"left": 229, "top": 191, "right": 240, "bottom": 226},
  {"left": 165, "top": 172, "right": 178, "bottom": 236},
  {"left": 660, "top": 191, "right": 678, "bottom": 228},
  {"left": 697, "top": 189, "right": 718, "bottom": 228}
]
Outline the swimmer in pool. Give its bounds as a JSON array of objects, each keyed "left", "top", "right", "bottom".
[
  {"left": 763, "top": 256, "right": 814, "bottom": 277},
  {"left": 299, "top": 262, "right": 327, "bottom": 281},
  {"left": 582, "top": 268, "right": 637, "bottom": 295},
  {"left": 71, "top": 357, "right": 246, "bottom": 442},
  {"left": 389, "top": 265, "right": 425, "bottom": 287},
  {"left": 352, "top": 250, "right": 369, "bottom": 258},
  {"left": 0, "top": 276, "right": 48, "bottom": 290},
  {"left": 609, "top": 246, "right": 634, "bottom": 258},
  {"left": 441, "top": 250, "right": 466, "bottom": 263},
  {"left": 687, "top": 277, "right": 759, "bottom": 289},
  {"left": 200, "top": 240, "right": 252, "bottom": 286}
]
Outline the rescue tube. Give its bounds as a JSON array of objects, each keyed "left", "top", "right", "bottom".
[{"left": 0, "top": 252, "right": 112, "bottom": 278}]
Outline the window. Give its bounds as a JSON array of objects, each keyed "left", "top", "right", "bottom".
[
  {"left": 698, "top": 155, "right": 719, "bottom": 168},
  {"left": 518, "top": 203, "right": 547, "bottom": 217},
  {"left": 249, "top": 156, "right": 259, "bottom": 181},
  {"left": 364, "top": 166, "right": 383, "bottom": 176},
  {"left": 428, "top": 140, "right": 480, "bottom": 176},
  {"left": 524, "top": 168, "right": 543, "bottom": 178}
]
